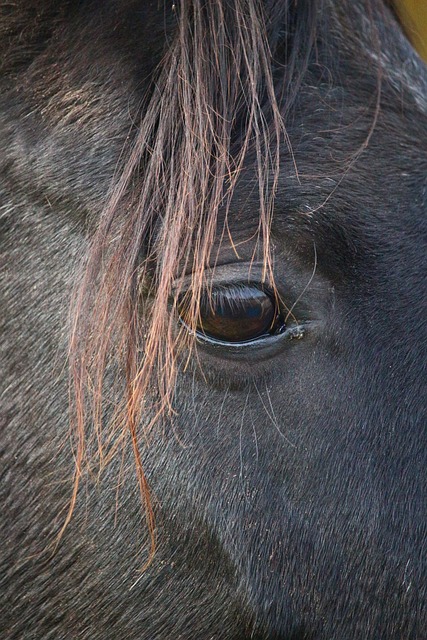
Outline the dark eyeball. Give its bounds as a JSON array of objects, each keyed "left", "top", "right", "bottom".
[{"left": 180, "top": 283, "right": 285, "bottom": 344}]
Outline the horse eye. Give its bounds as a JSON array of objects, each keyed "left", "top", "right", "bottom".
[{"left": 180, "top": 284, "right": 284, "bottom": 344}]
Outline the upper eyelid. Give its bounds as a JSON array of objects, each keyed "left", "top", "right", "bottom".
[{"left": 171, "top": 261, "right": 274, "bottom": 294}]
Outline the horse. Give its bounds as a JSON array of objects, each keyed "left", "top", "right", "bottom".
[{"left": 1, "top": 1, "right": 426, "bottom": 637}]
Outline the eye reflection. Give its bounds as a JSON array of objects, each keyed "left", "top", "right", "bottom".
[{"left": 180, "top": 283, "right": 285, "bottom": 344}]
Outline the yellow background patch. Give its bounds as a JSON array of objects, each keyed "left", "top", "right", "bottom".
[{"left": 395, "top": 0, "right": 427, "bottom": 62}]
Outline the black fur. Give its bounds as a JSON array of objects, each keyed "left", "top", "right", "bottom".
[{"left": 1, "top": 1, "right": 426, "bottom": 638}]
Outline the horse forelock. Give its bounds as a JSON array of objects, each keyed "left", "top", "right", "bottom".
[{"left": 63, "top": 0, "right": 325, "bottom": 555}]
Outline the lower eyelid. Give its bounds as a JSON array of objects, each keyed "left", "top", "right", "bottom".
[
  {"left": 174, "top": 321, "right": 316, "bottom": 390},
  {"left": 194, "top": 322, "right": 305, "bottom": 349}
]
